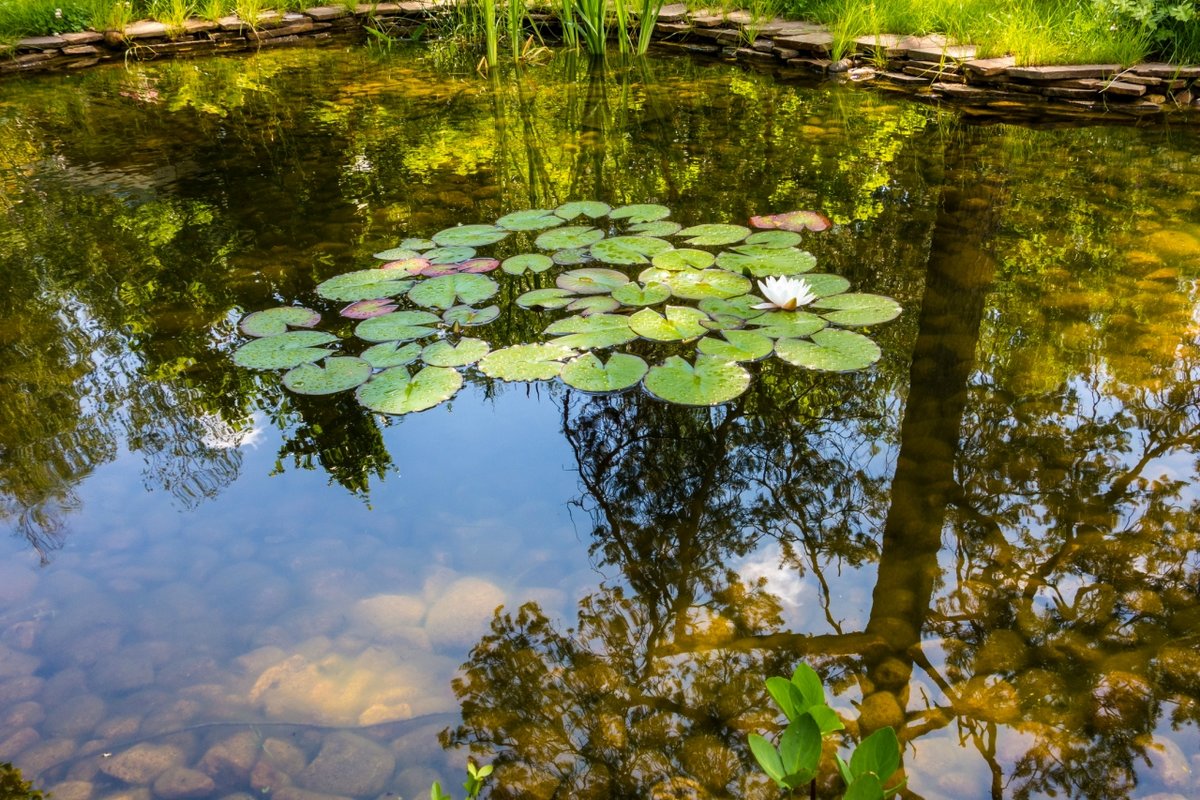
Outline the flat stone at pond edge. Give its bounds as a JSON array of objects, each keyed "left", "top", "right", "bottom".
[
  {"left": 908, "top": 43, "right": 977, "bottom": 61},
  {"left": 1131, "top": 62, "right": 1200, "bottom": 79},
  {"left": 884, "top": 71, "right": 934, "bottom": 85},
  {"left": 964, "top": 55, "right": 1015, "bottom": 76},
  {"left": 17, "top": 36, "right": 67, "bottom": 50},
  {"left": 1077, "top": 78, "right": 1147, "bottom": 96},
  {"left": 123, "top": 20, "right": 170, "bottom": 38},
  {"left": 304, "top": 5, "right": 349, "bottom": 19},
  {"left": 1007, "top": 64, "right": 1120, "bottom": 80},
  {"left": 658, "top": 3, "right": 688, "bottom": 22},
  {"left": 854, "top": 33, "right": 907, "bottom": 56},
  {"left": 772, "top": 32, "right": 833, "bottom": 52},
  {"left": 59, "top": 30, "right": 104, "bottom": 43},
  {"left": 298, "top": 731, "right": 395, "bottom": 797},
  {"left": 62, "top": 45, "right": 100, "bottom": 56},
  {"left": 153, "top": 767, "right": 215, "bottom": 799}
]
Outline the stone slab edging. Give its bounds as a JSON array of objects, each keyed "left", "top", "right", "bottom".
[{"left": 2, "top": 1, "right": 1199, "bottom": 122}]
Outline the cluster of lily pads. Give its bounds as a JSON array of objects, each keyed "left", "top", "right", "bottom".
[{"left": 232, "top": 202, "right": 901, "bottom": 413}]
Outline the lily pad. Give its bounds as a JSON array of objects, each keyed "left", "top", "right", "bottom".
[
  {"left": 443, "top": 304, "right": 500, "bottom": 327},
  {"left": 419, "top": 258, "right": 499, "bottom": 277},
  {"left": 747, "top": 310, "right": 827, "bottom": 339},
  {"left": 629, "top": 220, "right": 682, "bottom": 237},
  {"left": 555, "top": 201, "right": 611, "bottom": 220},
  {"left": 478, "top": 343, "right": 577, "bottom": 381},
  {"left": 590, "top": 236, "right": 673, "bottom": 265},
  {"left": 502, "top": 253, "right": 555, "bottom": 275},
  {"left": 233, "top": 331, "right": 338, "bottom": 370},
  {"left": 813, "top": 293, "right": 902, "bottom": 326},
  {"left": 640, "top": 268, "right": 752, "bottom": 301},
  {"left": 716, "top": 247, "right": 818, "bottom": 277},
  {"left": 240, "top": 306, "right": 321, "bottom": 337},
  {"left": 629, "top": 305, "right": 710, "bottom": 341},
  {"left": 677, "top": 223, "right": 750, "bottom": 246},
  {"left": 552, "top": 248, "right": 591, "bottom": 265},
  {"left": 798, "top": 273, "right": 852, "bottom": 298},
  {"left": 567, "top": 296, "right": 621, "bottom": 316},
  {"left": 516, "top": 288, "right": 575, "bottom": 310},
  {"left": 373, "top": 247, "right": 421, "bottom": 261},
  {"left": 357, "top": 365, "right": 464, "bottom": 415},
  {"left": 749, "top": 210, "right": 832, "bottom": 232},
  {"left": 697, "top": 330, "right": 774, "bottom": 362},
  {"left": 612, "top": 281, "right": 671, "bottom": 307},
  {"left": 536, "top": 226, "right": 605, "bottom": 251},
  {"left": 408, "top": 273, "right": 499, "bottom": 310},
  {"left": 426, "top": 246, "right": 477, "bottom": 265},
  {"left": 361, "top": 341, "right": 423, "bottom": 369},
  {"left": 431, "top": 224, "right": 509, "bottom": 247},
  {"left": 383, "top": 257, "right": 433, "bottom": 275},
  {"left": 398, "top": 237, "right": 435, "bottom": 251},
  {"left": 421, "top": 338, "right": 491, "bottom": 367},
  {"left": 316, "top": 269, "right": 415, "bottom": 302},
  {"left": 744, "top": 230, "right": 804, "bottom": 248},
  {"left": 609, "top": 203, "right": 671, "bottom": 224},
  {"left": 354, "top": 310, "right": 442, "bottom": 343},
  {"left": 775, "top": 328, "right": 881, "bottom": 371},
  {"left": 556, "top": 268, "right": 631, "bottom": 295},
  {"left": 282, "top": 356, "right": 372, "bottom": 395},
  {"left": 698, "top": 295, "right": 767, "bottom": 321},
  {"left": 545, "top": 313, "right": 637, "bottom": 349},
  {"left": 340, "top": 299, "right": 398, "bottom": 320},
  {"left": 643, "top": 355, "right": 752, "bottom": 406},
  {"left": 652, "top": 248, "right": 715, "bottom": 270},
  {"left": 560, "top": 352, "right": 648, "bottom": 393},
  {"left": 496, "top": 209, "right": 565, "bottom": 231}
]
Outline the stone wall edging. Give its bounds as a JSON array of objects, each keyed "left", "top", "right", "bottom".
[{"left": 3, "top": 1, "right": 1199, "bottom": 123}]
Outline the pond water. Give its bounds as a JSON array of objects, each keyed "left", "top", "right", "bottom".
[{"left": 1, "top": 42, "right": 1200, "bottom": 800}]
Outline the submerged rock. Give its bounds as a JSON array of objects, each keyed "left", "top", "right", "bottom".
[
  {"left": 153, "top": 766, "right": 216, "bottom": 799},
  {"left": 99, "top": 743, "right": 186, "bottom": 785},
  {"left": 198, "top": 731, "right": 261, "bottom": 785},
  {"left": 297, "top": 731, "right": 395, "bottom": 797},
  {"left": 424, "top": 577, "right": 505, "bottom": 650}
]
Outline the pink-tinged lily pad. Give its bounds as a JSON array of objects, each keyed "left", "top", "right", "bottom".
[
  {"left": 456, "top": 258, "right": 501, "bottom": 273},
  {"left": 749, "top": 210, "right": 832, "bottom": 233},
  {"left": 382, "top": 257, "right": 433, "bottom": 274},
  {"left": 341, "top": 299, "right": 398, "bottom": 319}
]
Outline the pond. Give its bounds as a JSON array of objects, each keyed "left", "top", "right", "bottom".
[{"left": 1, "top": 41, "right": 1200, "bottom": 800}]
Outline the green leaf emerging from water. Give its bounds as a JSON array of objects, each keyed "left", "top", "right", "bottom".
[
  {"left": 560, "top": 352, "right": 647, "bottom": 393},
  {"left": 478, "top": 343, "right": 577, "bottom": 381},
  {"left": 316, "top": 269, "right": 415, "bottom": 302},
  {"left": 240, "top": 306, "right": 321, "bottom": 337},
  {"left": 775, "top": 329, "right": 881, "bottom": 371},
  {"left": 357, "top": 366, "right": 464, "bottom": 415},
  {"left": 421, "top": 338, "right": 490, "bottom": 367},
  {"left": 233, "top": 331, "right": 338, "bottom": 370},
  {"left": 408, "top": 273, "right": 498, "bottom": 310},
  {"left": 644, "top": 355, "right": 752, "bottom": 406},
  {"left": 282, "top": 356, "right": 371, "bottom": 395}
]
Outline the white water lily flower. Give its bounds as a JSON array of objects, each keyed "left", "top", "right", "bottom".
[{"left": 753, "top": 275, "right": 817, "bottom": 311}]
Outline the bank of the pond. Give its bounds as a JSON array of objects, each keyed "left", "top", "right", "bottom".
[{"left": 2, "top": 2, "right": 1199, "bottom": 123}]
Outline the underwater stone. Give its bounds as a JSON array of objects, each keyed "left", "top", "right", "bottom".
[
  {"left": 17, "top": 737, "right": 78, "bottom": 776},
  {"left": 0, "top": 727, "right": 40, "bottom": 761},
  {"left": 44, "top": 781, "right": 93, "bottom": 800},
  {"left": 424, "top": 577, "right": 505, "bottom": 649},
  {"left": 100, "top": 743, "right": 187, "bottom": 784},
  {"left": 298, "top": 731, "right": 395, "bottom": 797},
  {"left": 153, "top": 767, "right": 215, "bottom": 799},
  {"left": 45, "top": 694, "right": 106, "bottom": 738},
  {"left": 198, "top": 731, "right": 261, "bottom": 785}
]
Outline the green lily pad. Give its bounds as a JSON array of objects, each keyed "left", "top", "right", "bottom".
[
  {"left": 431, "top": 224, "right": 509, "bottom": 247},
  {"left": 421, "top": 338, "right": 491, "bottom": 367},
  {"left": 361, "top": 340, "right": 423, "bottom": 369},
  {"left": 316, "top": 269, "right": 415, "bottom": 302},
  {"left": 628, "top": 220, "right": 682, "bottom": 237},
  {"left": 233, "top": 331, "right": 338, "bottom": 370},
  {"left": 813, "top": 293, "right": 902, "bottom": 326},
  {"left": 354, "top": 310, "right": 442, "bottom": 343},
  {"left": 609, "top": 203, "right": 671, "bottom": 223},
  {"left": 652, "top": 248, "right": 715, "bottom": 270},
  {"left": 697, "top": 330, "right": 774, "bottom": 362},
  {"left": 502, "top": 253, "right": 555, "bottom": 275},
  {"left": 629, "top": 305, "right": 710, "bottom": 341},
  {"left": 426, "top": 246, "right": 477, "bottom": 265},
  {"left": 536, "top": 226, "right": 605, "bottom": 251},
  {"left": 556, "top": 268, "right": 630, "bottom": 295},
  {"left": 357, "top": 365, "right": 464, "bottom": 415},
  {"left": 496, "top": 209, "right": 565, "bottom": 231},
  {"left": 443, "top": 304, "right": 500, "bottom": 327},
  {"left": 555, "top": 201, "right": 611, "bottom": 220},
  {"left": 676, "top": 223, "right": 750, "bottom": 246},
  {"left": 552, "top": 248, "right": 591, "bottom": 265},
  {"left": 340, "top": 299, "right": 398, "bottom": 320},
  {"left": 698, "top": 295, "right": 767, "bottom": 320},
  {"left": 478, "top": 343, "right": 577, "bottom": 381},
  {"left": 408, "top": 273, "right": 499, "bottom": 310},
  {"left": 517, "top": 288, "right": 575, "bottom": 310},
  {"left": 716, "top": 247, "right": 818, "bottom": 277},
  {"left": 612, "top": 281, "right": 671, "bottom": 307},
  {"left": 545, "top": 313, "right": 637, "bottom": 349},
  {"left": 799, "top": 273, "right": 852, "bottom": 298},
  {"left": 560, "top": 352, "right": 648, "bottom": 393},
  {"left": 373, "top": 247, "right": 421, "bottom": 261},
  {"left": 644, "top": 355, "right": 752, "bottom": 406},
  {"left": 590, "top": 236, "right": 673, "bottom": 265},
  {"left": 749, "top": 210, "right": 832, "bottom": 232},
  {"left": 567, "top": 296, "right": 622, "bottom": 316},
  {"left": 399, "top": 237, "right": 435, "bottom": 251},
  {"left": 744, "top": 230, "right": 803, "bottom": 248},
  {"left": 775, "top": 328, "right": 881, "bottom": 371},
  {"left": 240, "top": 306, "right": 321, "bottom": 337},
  {"left": 282, "top": 356, "right": 372, "bottom": 395},
  {"left": 747, "top": 310, "right": 827, "bottom": 339},
  {"left": 639, "top": 268, "right": 753, "bottom": 301}
]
